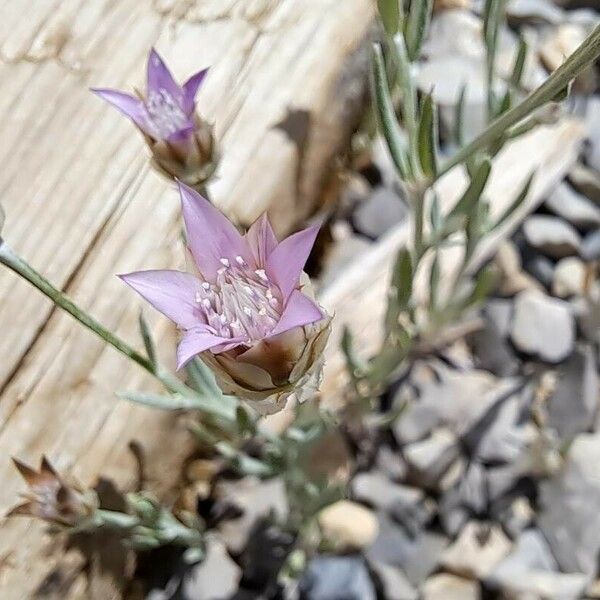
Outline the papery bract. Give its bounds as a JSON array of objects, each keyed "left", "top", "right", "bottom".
[
  {"left": 8, "top": 457, "right": 97, "bottom": 527},
  {"left": 120, "top": 183, "right": 330, "bottom": 413},
  {"left": 92, "top": 49, "right": 216, "bottom": 187}
]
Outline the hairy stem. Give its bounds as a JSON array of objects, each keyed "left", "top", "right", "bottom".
[
  {"left": 0, "top": 240, "right": 189, "bottom": 397},
  {"left": 435, "top": 23, "right": 600, "bottom": 180}
]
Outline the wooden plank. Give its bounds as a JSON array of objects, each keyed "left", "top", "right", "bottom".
[
  {"left": 319, "top": 119, "right": 585, "bottom": 409},
  {"left": 0, "top": 1, "right": 374, "bottom": 597}
]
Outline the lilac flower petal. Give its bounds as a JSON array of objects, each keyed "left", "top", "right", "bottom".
[
  {"left": 182, "top": 67, "right": 209, "bottom": 114},
  {"left": 245, "top": 213, "right": 278, "bottom": 266},
  {"left": 176, "top": 327, "right": 238, "bottom": 369},
  {"left": 268, "top": 289, "right": 323, "bottom": 338},
  {"left": 119, "top": 270, "right": 202, "bottom": 330},
  {"left": 179, "top": 182, "right": 253, "bottom": 280},
  {"left": 266, "top": 225, "right": 319, "bottom": 299},
  {"left": 92, "top": 88, "right": 147, "bottom": 129},
  {"left": 147, "top": 48, "right": 181, "bottom": 99}
]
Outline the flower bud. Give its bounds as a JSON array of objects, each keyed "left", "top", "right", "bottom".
[
  {"left": 92, "top": 48, "right": 216, "bottom": 188},
  {"left": 120, "top": 183, "right": 330, "bottom": 414},
  {"left": 8, "top": 457, "right": 98, "bottom": 528}
]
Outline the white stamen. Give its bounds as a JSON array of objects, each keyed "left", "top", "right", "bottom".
[
  {"left": 255, "top": 269, "right": 268, "bottom": 281},
  {"left": 202, "top": 282, "right": 211, "bottom": 290},
  {"left": 235, "top": 255, "right": 245, "bottom": 265},
  {"left": 220, "top": 258, "right": 230, "bottom": 267},
  {"left": 243, "top": 307, "right": 252, "bottom": 316}
]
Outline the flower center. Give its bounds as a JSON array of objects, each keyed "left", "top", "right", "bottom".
[
  {"left": 194, "top": 256, "right": 283, "bottom": 343},
  {"left": 144, "top": 88, "right": 189, "bottom": 138}
]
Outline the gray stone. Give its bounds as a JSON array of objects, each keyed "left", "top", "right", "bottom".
[
  {"left": 569, "top": 162, "right": 600, "bottom": 204},
  {"left": 582, "top": 229, "right": 600, "bottom": 261},
  {"left": 404, "top": 428, "right": 460, "bottom": 489},
  {"left": 215, "top": 477, "right": 289, "bottom": 553},
  {"left": 486, "top": 529, "right": 588, "bottom": 598},
  {"left": 468, "top": 318, "right": 519, "bottom": 377},
  {"left": 375, "top": 446, "right": 408, "bottom": 482},
  {"left": 523, "top": 215, "right": 582, "bottom": 259},
  {"left": 366, "top": 515, "right": 448, "bottom": 585},
  {"left": 422, "top": 574, "right": 480, "bottom": 600},
  {"left": 524, "top": 254, "right": 555, "bottom": 288},
  {"left": 552, "top": 256, "right": 587, "bottom": 298},
  {"left": 474, "top": 394, "right": 531, "bottom": 464},
  {"left": 183, "top": 538, "right": 241, "bottom": 600},
  {"left": 351, "top": 471, "right": 433, "bottom": 534},
  {"left": 484, "top": 298, "right": 514, "bottom": 336},
  {"left": 495, "top": 241, "right": 544, "bottom": 296},
  {"left": 369, "top": 562, "right": 418, "bottom": 600},
  {"left": 299, "top": 556, "right": 376, "bottom": 600},
  {"left": 545, "top": 182, "right": 600, "bottom": 230},
  {"left": 395, "top": 365, "right": 518, "bottom": 444},
  {"left": 546, "top": 345, "right": 598, "bottom": 439},
  {"left": 510, "top": 290, "right": 575, "bottom": 363},
  {"left": 441, "top": 521, "right": 512, "bottom": 580},
  {"left": 539, "top": 432, "right": 600, "bottom": 577},
  {"left": 352, "top": 187, "right": 407, "bottom": 239}
]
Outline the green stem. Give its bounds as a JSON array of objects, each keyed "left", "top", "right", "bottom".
[
  {"left": 0, "top": 240, "right": 189, "bottom": 397},
  {"left": 412, "top": 186, "right": 426, "bottom": 261},
  {"left": 435, "top": 23, "right": 600, "bottom": 181}
]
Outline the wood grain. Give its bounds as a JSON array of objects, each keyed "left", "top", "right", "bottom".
[{"left": 0, "top": 0, "right": 374, "bottom": 597}]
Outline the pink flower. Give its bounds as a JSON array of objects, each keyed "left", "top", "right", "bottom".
[
  {"left": 92, "top": 48, "right": 207, "bottom": 143},
  {"left": 120, "top": 184, "right": 328, "bottom": 404},
  {"left": 92, "top": 49, "right": 215, "bottom": 187}
]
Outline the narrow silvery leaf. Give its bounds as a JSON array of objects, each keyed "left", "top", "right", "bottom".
[
  {"left": 430, "top": 192, "right": 442, "bottom": 231},
  {"left": 429, "top": 249, "right": 440, "bottom": 311},
  {"left": 138, "top": 311, "right": 157, "bottom": 367},
  {"left": 454, "top": 84, "right": 467, "bottom": 147},
  {"left": 405, "top": 0, "right": 434, "bottom": 62},
  {"left": 448, "top": 158, "right": 492, "bottom": 221},
  {"left": 236, "top": 404, "right": 256, "bottom": 434},
  {"left": 511, "top": 36, "right": 528, "bottom": 89},
  {"left": 494, "top": 171, "right": 534, "bottom": 228},
  {"left": 378, "top": 0, "right": 402, "bottom": 35},
  {"left": 465, "top": 266, "right": 497, "bottom": 309},
  {"left": 341, "top": 326, "right": 367, "bottom": 382},
  {"left": 117, "top": 390, "right": 203, "bottom": 410},
  {"left": 385, "top": 248, "right": 413, "bottom": 332},
  {"left": 418, "top": 93, "right": 439, "bottom": 178},
  {"left": 372, "top": 44, "right": 411, "bottom": 180},
  {"left": 496, "top": 87, "right": 513, "bottom": 117},
  {"left": 186, "top": 357, "right": 222, "bottom": 397}
]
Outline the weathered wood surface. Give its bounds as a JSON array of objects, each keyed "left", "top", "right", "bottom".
[
  {"left": 0, "top": 1, "right": 375, "bottom": 597},
  {"left": 319, "top": 119, "right": 585, "bottom": 409}
]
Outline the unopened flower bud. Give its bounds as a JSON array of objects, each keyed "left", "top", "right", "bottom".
[
  {"left": 92, "top": 48, "right": 216, "bottom": 188},
  {"left": 8, "top": 456, "right": 98, "bottom": 528},
  {"left": 120, "top": 183, "right": 331, "bottom": 415}
]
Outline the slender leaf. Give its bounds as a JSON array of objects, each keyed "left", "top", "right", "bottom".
[
  {"left": 138, "top": 312, "right": 157, "bottom": 367},
  {"left": 496, "top": 87, "right": 513, "bottom": 117},
  {"left": 385, "top": 248, "right": 413, "bottom": 332},
  {"left": 393, "top": 35, "right": 419, "bottom": 171},
  {"left": 341, "top": 326, "right": 367, "bottom": 383},
  {"left": 454, "top": 83, "right": 467, "bottom": 147},
  {"left": 429, "top": 249, "right": 440, "bottom": 312},
  {"left": 447, "top": 157, "right": 492, "bottom": 221},
  {"left": 494, "top": 171, "right": 534, "bottom": 228},
  {"left": 186, "top": 357, "right": 222, "bottom": 396},
  {"left": 405, "top": 0, "right": 434, "bottom": 62},
  {"left": 418, "top": 92, "right": 439, "bottom": 177},
  {"left": 430, "top": 192, "right": 442, "bottom": 231},
  {"left": 117, "top": 391, "right": 203, "bottom": 411},
  {"left": 378, "top": 0, "right": 402, "bottom": 35},
  {"left": 465, "top": 266, "right": 497, "bottom": 308},
  {"left": 510, "top": 36, "right": 528, "bottom": 89},
  {"left": 372, "top": 44, "right": 411, "bottom": 180}
]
